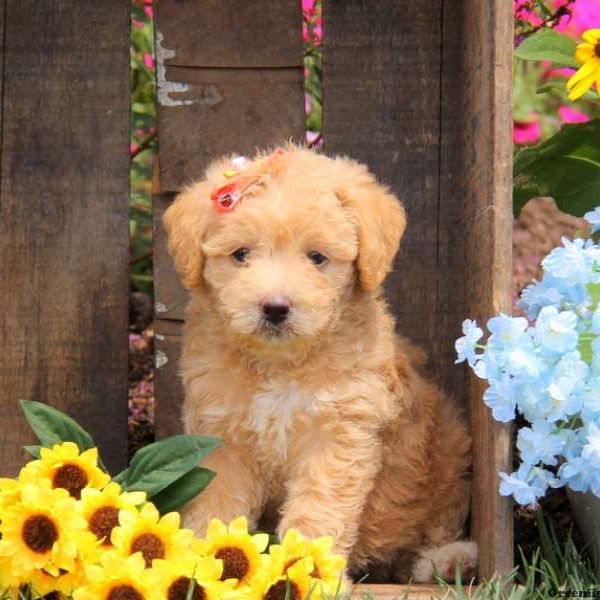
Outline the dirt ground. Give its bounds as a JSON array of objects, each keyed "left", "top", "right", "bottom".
[{"left": 128, "top": 197, "right": 589, "bottom": 561}]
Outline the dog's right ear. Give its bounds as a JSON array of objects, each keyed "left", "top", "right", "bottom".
[{"left": 163, "top": 182, "right": 213, "bottom": 289}]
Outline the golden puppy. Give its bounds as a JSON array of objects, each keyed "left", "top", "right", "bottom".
[{"left": 163, "top": 145, "right": 474, "bottom": 582}]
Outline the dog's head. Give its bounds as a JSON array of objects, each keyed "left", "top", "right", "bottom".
[{"left": 164, "top": 145, "right": 406, "bottom": 342}]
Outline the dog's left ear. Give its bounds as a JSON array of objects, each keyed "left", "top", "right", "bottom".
[{"left": 336, "top": 165, "right": 406, "bottom": 291}]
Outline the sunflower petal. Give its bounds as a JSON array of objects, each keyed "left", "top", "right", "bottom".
[
  {"left": 228, "top": 516, "right": 249, "bottom": 536},
  {"left": 251, "top": 532, "right": 270, "bottom": 553},
  {"left": 567, "top": 59, "right": 599, "bottom": 88},
  {"left": 207, "top": 518, "right": 228, "bottom": 540},
  {"left": 576, "top": 44, "right": 594, "bottom": 63},
  {"left": 583, "top": 29, "right": 600, "bottom": 45},
  {"left": 568, "top": 71, "right": 597, "bottom": 100}
]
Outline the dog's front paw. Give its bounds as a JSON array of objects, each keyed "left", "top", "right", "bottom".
[{"left": 411, "top": 541, "right": 478, "bottom": 583}]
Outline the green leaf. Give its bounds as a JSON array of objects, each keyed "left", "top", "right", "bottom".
[
  {"left": 514, "top": 120, "right": 600, "bottom": 216},
  {"left": 536, "top": 82, "right": 566, "bottom": 95},
  {"left": 515, "top": 29, "right": 578, "bottom": 68},
  {"left": 20, "top": 400, "right": 96, "bottom": 453},
  {"left": 23, "top": 445, "right": 41, "bottom": 459},
  {"left": 589, "top": 283, "right": 600, "bottom": 310},
  {"left": 125, "top": 435, "right": 221, "bottom": 496},
  {"left": 579, "top": 333, "right": 594, "bottom": 365},
  {"left": 148, "top": 467, "right": 216, "bottom": 514},
  {"left": 112, "top": 469, "right": 127, "bottom": 485}
]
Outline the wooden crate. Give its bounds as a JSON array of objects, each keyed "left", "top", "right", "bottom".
[{"left": 152, "top": 0, "right": 514, "bottom": 587}]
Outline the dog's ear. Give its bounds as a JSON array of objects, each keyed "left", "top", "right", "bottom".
[
  {"left": 163, "top": 182, "right": 213, "bottom": 289},
  {"left": 336, "top": 165, "right": 406, "bottom": 291}
]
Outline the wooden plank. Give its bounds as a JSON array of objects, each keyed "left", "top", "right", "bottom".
[
  {"left": 156, "top": 2, "right": 303, "bottom": 68},
  {"left": 154, "top": 192, "right": 187, "bottom": 321},
  {"left": 154, "top": 2, "right": 305, "bottom": 193},
  {"left": 458, "top": 0, "right": 515, "bottom": 579},
  {"left": 153, "top": 319, "right": 184, "bottom": 439},
  {"left": 352, "top": 584, "right": 469, "bottom": 599},
  {"left": 323, "top": 0, "right": 443, "bottom": 382},
  {"left": 0, "top": 1, "right": 130, "bottom": 476}
]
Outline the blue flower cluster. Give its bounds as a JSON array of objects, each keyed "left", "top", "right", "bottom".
[{"left": 455, "top": 208, "right": 600, "bottom": 505}]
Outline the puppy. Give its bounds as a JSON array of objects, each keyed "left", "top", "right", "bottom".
[{"left": 163, "top": 145, "right": 475, "bottom": 582}]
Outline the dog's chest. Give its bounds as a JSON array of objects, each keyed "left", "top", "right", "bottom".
[{"left": 247, "top": 383, "right": 318, "bottom": 458}]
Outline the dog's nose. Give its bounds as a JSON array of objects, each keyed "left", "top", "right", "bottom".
[{"left": 261, "top": 296, "right": 291, "bottom": 325}]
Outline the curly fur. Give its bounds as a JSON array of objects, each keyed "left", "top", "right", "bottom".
[{"left": 163, "top": 144, "right": 474, "bottom": 582}]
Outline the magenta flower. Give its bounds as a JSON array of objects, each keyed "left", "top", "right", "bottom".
[
  {"left": 514, "top": 117, "right": 541, "bottom": 144},
  {"left": 559, "top": 106, "right": 590, "bottom": 124},
  {"left": 143, "top": 52, "right": 154, "bottom": 69},
  {"left": 554, "top": 0, "right": 600, "bottom": 37}
]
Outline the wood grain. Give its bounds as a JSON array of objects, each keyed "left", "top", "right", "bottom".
[
  {"left": 352, "top": 583, "right": 470, "bottom": 599},
  {"left": 0, "top": 1, "right": 130, "bottom": 476},
  {"left": 153, "top": 319, "right": 184, "bottom": 440},
  {"left": 323, "top": 0, "right": 443, "bottom": 382},
  {"left": 324, "top": 0, "right": 514, "bottom": 577},
  {"left": 156, "top": 1, "right": 303, "bottom": 68},
  {"left": 460, "top": 0, "right": 515, "bottom": 578},
  {"left": 155, "top": 3, "right": 305, "bottom": 193}
]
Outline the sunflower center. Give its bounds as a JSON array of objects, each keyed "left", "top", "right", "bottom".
[
  {"left": 88, "top": 505, "right": 119, "bottom": 545},
  {"left": 595, "top": 40, "right": 600, "bottom": 58},
  {"left": 22, "top": 514, "right": 59, "bottom": 553},
  {"left": 107, "top": 584, "right": 144, "bottom": 600},
  {"left": 131, "top": 532, "right": 166, "bottom": 567},
  {"left": 167, "top": 576, "right": 206, "bottom": 600},
  {"left": 264, "top": 580, "right": 301, "bottom": 600},
  {"left": 43, "top": 593, "right": 61, "bottom": 600},
  {"left": 52, "top": 463, "right": 89, "bottom": 499},
  {"left": 215, "top": 546, "right": 250, "bottom": 581}
]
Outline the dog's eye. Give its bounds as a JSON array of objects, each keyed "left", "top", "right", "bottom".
[
  {"left": 231, "top": 248, "right": 251, "bottom": 263},
  {"left": 307, "top": 251, "right": 328, "bottom": 266}
]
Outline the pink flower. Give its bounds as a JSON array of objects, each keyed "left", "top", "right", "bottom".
[
  {"left": 133, "top": 19, "right": 144, "bottom": 29},
  {"left": 130, "top": 143, "right": 139, "bottom": 154},
  {"left": 305, "top": 92, "right": 312, "bottom": 114},
  {"left": 559, "top": 105, "right": 590, "bottom": 123},
  {"left": 144, "top": 5, "right": 153, "bottom": 18},
  {"left": 514, "top": 117, "right": 541, "bottom": 144},
  {"left": 545, "top": 67, "right": 576, "bottom": 78},
  {"left": 514, "top": 0, "right": 543, "bottom": 27},
  {"left": 554, "top": 0, "right": 600, "bottom": 37},
  {"left": 302, "top": 0, "right": 315, "bottom": 13},
  {"left": 143, "top": 52, "right": 154, "bottom": 69}
]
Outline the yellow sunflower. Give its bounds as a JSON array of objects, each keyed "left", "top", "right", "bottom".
[
  {"left": 110, "top": 503, "right": 193, "bottom": 568},
  {"left": 0, "top": 478, "right": 24, "bottom": 515},
  {"left": 0, "top": 483, "right": 98, "bottom": 578},
  {"left": 19, "top": 442, "right": 110, "bottom": 499},
  {"left": 72, "top": 551, "right": 155, "bottom": 600},
  {"left": 149, "top": 555, "right": 237, "bottom": 600},
  {"left": 268, "top": 530, "right": 346, "bottom": 599},
  {"left": 28, "top": 558, "right": 87, "bottom": 597},
  {"left": 245, "top": 555, "right": 314, "bottom": 600},
  {"left": 193, "top": 517, "right": 269, "bottom": 589},
  {"left": 567, "top": 29, "right": 600, "bottom": 100},
  {"left": 79, "top": 481, "right": 146, "bottom": 547}
]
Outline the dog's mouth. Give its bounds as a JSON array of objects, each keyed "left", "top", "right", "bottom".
[{"left": 258, "top": 320, "right": 295, "bottom": 340}]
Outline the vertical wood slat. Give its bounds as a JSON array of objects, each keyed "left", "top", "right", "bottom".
[
  {"left": 460, "top": 0, "right": 514, "bottom": 578},
  {"left": 153, "top": 0, "right": 305, "bottom": 438},
  {"left": 324, "top": 0, "right": 513, "bottom": 577},
  {"left": 0, "top": 1, "right": 130, "bottom": 475}
]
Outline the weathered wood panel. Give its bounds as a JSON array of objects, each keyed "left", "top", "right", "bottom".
[
  {"left": 156, "top": 2, "right": 302, "bottom": 68},
  {"left": 459, "top": 0, "right": 514, "bottom": 579},
  {"left": 155, "top": 1, "right": 305, "bottom": 193},
  {"left": 153, "top": 319, "right": 184, "bottom": 440},
  {"left": 0, "top": 1, "right": 130, "bottom": 476},
  {"left": 324, "top": 0, "right": 513, "bottom": 577},
  {"left": 323, "top": 0, "right": 443, "bottom": 380}
]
